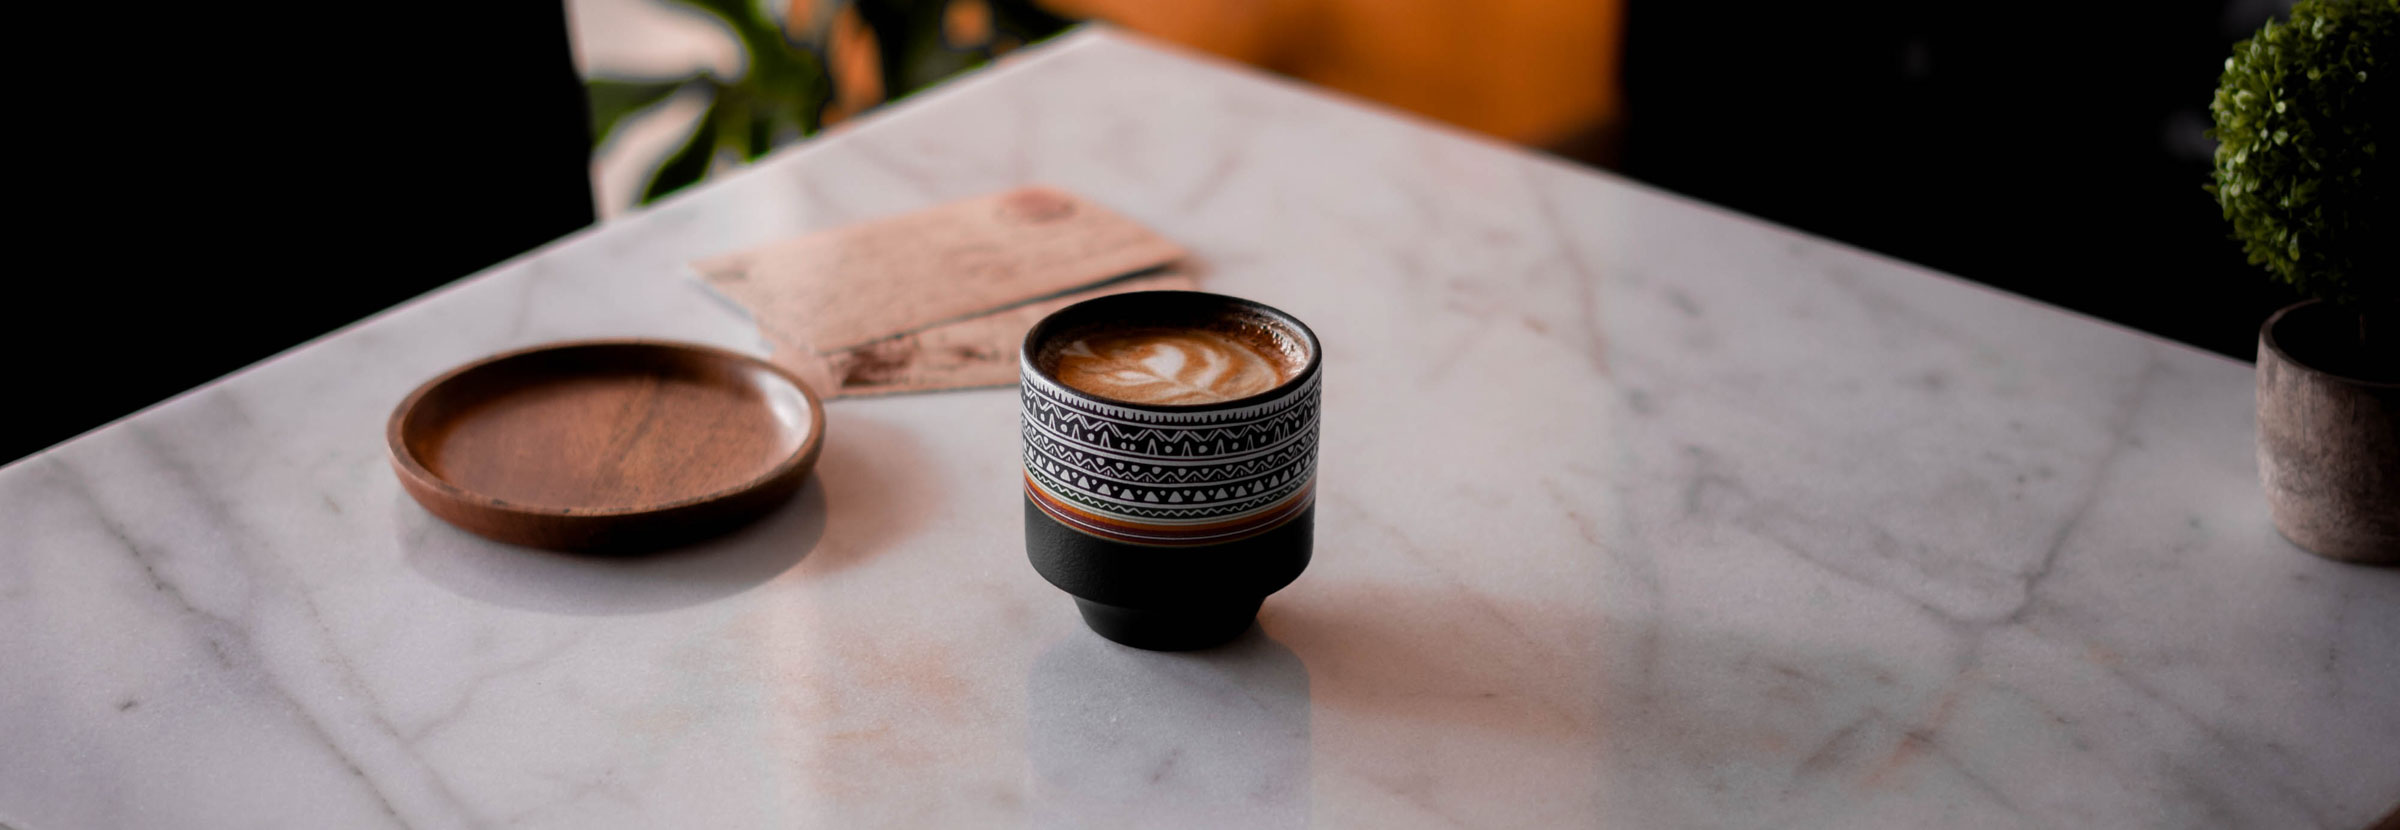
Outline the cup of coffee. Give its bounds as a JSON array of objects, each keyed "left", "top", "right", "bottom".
[{"left": 1020, "top": 291, "right": 1321, "bottom": 650}]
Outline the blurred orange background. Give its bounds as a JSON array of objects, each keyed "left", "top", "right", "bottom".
[
  {"left": 575, "top": 0, "right": 1625, "bottom": 216},
  {"left": 1048, "top": 0, "right": 1623, "bottom": 150}
]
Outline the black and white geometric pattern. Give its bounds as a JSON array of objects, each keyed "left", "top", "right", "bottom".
[{"left": 1021, "top": 371, "right": 1320, "bottom": 526}]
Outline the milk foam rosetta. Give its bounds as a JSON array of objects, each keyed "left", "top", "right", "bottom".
[{"left": 1050, "top": 327, "right": 1294, "bottom": 405}]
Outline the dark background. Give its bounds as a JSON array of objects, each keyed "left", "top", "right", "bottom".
[
  {"left": 7, "top": 1, "right": 2303, "bottom": 464},
  {"left": 9, "top": 4, "right": 597, "bottom": 464},
  {"left": 1618, "top": 1, "right": 2302, "bottom": 362}
]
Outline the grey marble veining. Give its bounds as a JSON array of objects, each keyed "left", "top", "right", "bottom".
[{"left": 4, "top": 28, "right": 2395, "bottom": 829}]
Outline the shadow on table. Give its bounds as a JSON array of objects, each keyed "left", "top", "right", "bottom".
[
  {"left": 1027, "top": 626, "right": 1311, "bottom": 829},
  {"left": 778, "top": 413, "right": 938, "bottom": 576},
  {"left": 1248, "top": 576, "right": 1607, "bottom": 822},
  {"left": 394, "top": 479, "right": 826, "bottom": 615},
  {"left": 1259, "top": 582, "right": 1603, "bottom": 738}
]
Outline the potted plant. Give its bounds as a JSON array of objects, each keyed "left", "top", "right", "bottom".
[
  {"left": 583, "top": 0, "right": 1073, "bottom": 206},
  {"left": 2210, "top": 0, "right": 2398, "bottom": 563}
]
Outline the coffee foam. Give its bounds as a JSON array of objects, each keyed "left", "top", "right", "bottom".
[{"left": 1042, "top": 321, "right": 1302, "bottom": 405}]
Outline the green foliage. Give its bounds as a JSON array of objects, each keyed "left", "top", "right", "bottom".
[
  {"left": 586, "top": 78, "right": 689, "bottom": 148},
  {"left": 2208, "top": 0, "right": 2400, "bottom": 307},
  {"left": 587, "top": 0, "right": 829, "bottom": 204},
  {"left": 587, "top": 0, "right": 1075, "bottom": 205}
]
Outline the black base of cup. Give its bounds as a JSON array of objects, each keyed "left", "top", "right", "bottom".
[
  {"left": 1025, "top": 496, "right": 1313, "bottom": 653},
  {"left": 1073, "top": 596, "right": 1264, "bottom": 651}
]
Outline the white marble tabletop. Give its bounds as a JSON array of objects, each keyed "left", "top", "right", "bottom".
[{"left": 4, "top": 28, "right": 2395, "bottom": 830}]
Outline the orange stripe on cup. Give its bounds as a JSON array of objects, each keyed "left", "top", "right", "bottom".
[{"left": 1026, "top": 471, "right": 1315, "bottom": 547}]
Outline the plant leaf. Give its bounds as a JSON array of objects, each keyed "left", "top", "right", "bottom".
[
  {"left": 746, "top": 111, "right": 775, "bottom": 161},
  {"left": 663, "top": 0, "right": 765, "bottom": 29},
  {"left": 643, "top": 97, "right": 723, "bottom": 204},
  {"left": 587, "top": 77, "right": 691, "bottom": 149}
]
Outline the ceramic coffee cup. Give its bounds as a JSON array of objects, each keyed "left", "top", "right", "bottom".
[{"left": 1020, "top": 291, "right": 1321, "bottom": 650}]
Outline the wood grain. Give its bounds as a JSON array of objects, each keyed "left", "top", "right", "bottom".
[{"left": 388, "top": 340, "right": 825, "bottom": 552}]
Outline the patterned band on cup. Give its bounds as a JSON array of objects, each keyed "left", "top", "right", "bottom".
[{"left": 1021, "top": 371, "right": 1320, "bottom": 546}]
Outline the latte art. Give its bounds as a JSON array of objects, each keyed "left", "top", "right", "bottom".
[{"left": 1050, "top": 327, "right": 1292, "bottom": 404}]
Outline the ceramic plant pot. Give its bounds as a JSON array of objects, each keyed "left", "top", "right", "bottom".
[{"left": 2257, "top": 301, "right": 2400, "bottom": 564}]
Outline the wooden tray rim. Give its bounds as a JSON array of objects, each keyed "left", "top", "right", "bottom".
[{"left": 385, "top": 338, "right": 827, "bottom": 518}]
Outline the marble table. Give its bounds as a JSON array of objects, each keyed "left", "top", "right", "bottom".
[{"left": 4, "top": 28, "right": 2394, "bottom": 830}]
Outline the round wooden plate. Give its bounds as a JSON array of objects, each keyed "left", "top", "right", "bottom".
[{"left": 388, "top": 339, "right": 825, "bottom": 552}]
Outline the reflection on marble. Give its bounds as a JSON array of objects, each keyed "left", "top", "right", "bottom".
[
  {"left": 2, "top": 27, "right": 2396, "bottom": 830},
  {"left": 1029, "top": 628, "right": 1308, "bottom": 829},
  {"left": 398, "top": 484, "right": 826, "bottom": 616}
]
